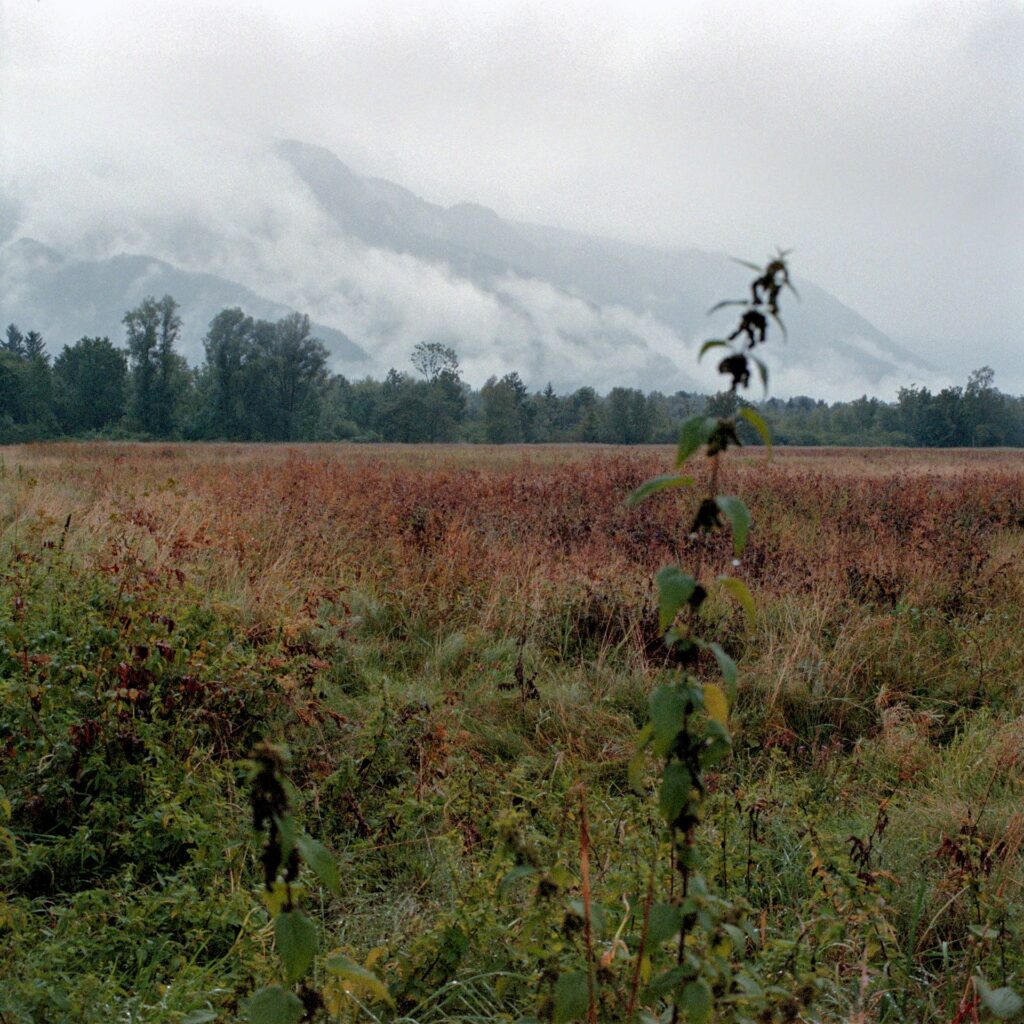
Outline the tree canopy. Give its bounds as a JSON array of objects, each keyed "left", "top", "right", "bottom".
[{"left": 2, "top": 304, "right": 1022, "bottom": 448}]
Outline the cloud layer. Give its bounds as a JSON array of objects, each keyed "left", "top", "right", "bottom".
[{"left": 2, "top": 0, "right": 1021, "bottom": 392}]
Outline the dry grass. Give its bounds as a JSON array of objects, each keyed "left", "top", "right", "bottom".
[
  {"left": 3, "top": 441, "right": 1021, "bottom": 619},
  {"left": 4, "top": 441, "right": 1021, "bottom": 745}
]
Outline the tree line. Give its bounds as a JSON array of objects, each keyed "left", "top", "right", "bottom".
[{"left": 2, "top": 295, "right": 1022, "bottom": 447}]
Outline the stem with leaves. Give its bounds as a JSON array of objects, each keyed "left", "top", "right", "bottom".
[
  {"left": 246, "top": 743, "right": 356, "bottom": 1024},
  {"left": 623, "top": 253, "right": 795, "bottom": 1022}
]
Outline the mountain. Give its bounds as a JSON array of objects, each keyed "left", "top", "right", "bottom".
[
  {"left": 0, "top": 139, "right": 938, "bottom": 398},
  {"left": 0, "top": 238, "right": 367, "bottom": 366},
  {"left": 272, "top": 140, "right": 935, "bottom": 397}
]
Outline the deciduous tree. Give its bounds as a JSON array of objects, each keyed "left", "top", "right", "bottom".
[{"left": 53, "top": 337, "right": 127, "bottom": 433}]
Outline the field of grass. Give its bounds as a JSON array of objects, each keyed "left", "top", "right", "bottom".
[{"left": 1, "top": 442, "right": 1022, "bottom": 1023}]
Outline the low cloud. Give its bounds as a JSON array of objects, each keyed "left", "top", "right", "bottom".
[
  {"left": 3, "top": 0, "right": 1020, "bottom": 395},
  {"left": 4, "top": 1, "right": 1019, "bottom": 391},
  {"left": 0, "top": 127, "right": 961, "bottom": 400}
]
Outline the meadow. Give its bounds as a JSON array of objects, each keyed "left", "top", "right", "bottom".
[{"left": 1, "top": 442, "right": 1022, "bottom": 1023}]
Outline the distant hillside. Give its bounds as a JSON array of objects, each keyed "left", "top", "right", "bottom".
[
  {"left": 0, "top": 238, "right": 368, "bottom": 367},
  {"left": 0, "top": 138, "right": 938, "bottom": 397},
  {"left": 271, "top": 140, "right": 934, "bottom": 392}
]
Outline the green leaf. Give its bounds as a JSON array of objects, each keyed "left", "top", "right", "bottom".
[
  {"left": 500, "top": 865, "right": 538, "bottom": 890},
  {"left": 182, "top": 1012, "right": 218, "bottom": 1024},
  {"left": 646, "top": 902, "right": 683, "bottom": 945},
  {"left": 325, "top": 953, "right": 394, "bottom": 1005},
  {"left": 568, "top": 898, "right": 606, "bottom": 935},
  {"left": 739, "top": 406, "right": 772, "bottom": 451},
  {"left": 769, "top": 310, "right": 788, "bottom": 340},
  {"left": 663, "top": 627, "right": 688, "bottom": 651},
  {"left": 733, "top": 970, "right": 764, "bottom": 997},
  {"left": 273, "top": 812, "right": 297, "bottom": 869},
  {"left": 659, "top": 762, "right": 691, "bottom": 824},
  {"left": 553, "top": 971, "right": 590, "bottom": 1024},
  {"left": 635, "top": 721, "right": 653, "bottom": 750},
  {"left": 676, "top": 416, "right": 715, "bottom": 467},
  {"left": 656, "top": 566, "right": 697, "bottom": 632},
  {"left": 975, "top": 975, "right": 1024, "bottom": 1019},
  {"left": 628, "top": 752, "right": 647, "bottom": 794},
  {"left": 261, "top": 881, "right": 306, "bottom": 917},
  {"left": 722, "top": 923, "right": 747, "bottom": 953},
  {"left": 714, "top": 496, "right": 750, "bottom": 556},
  {"left": 701, "top": 735, "right": 732, "bottom": 768},
  {"left": 628, "top": 723, "right": 653, "bottom": 792},
  {"left": 647, "top": 966, "right": 690, "bottom": 999},
  {"left": 699, "top": 641, "right": 738, "bottom": 703},
  {"left": 627, "top": 474, "right": 695, "bottom": 507},
  {"left": 702, "top": 683, "right": 729, "bottom": 726},
  {"left": 275, "top": 910, "right": 317, "bottom": 984},
  {"left": 717, "top": 575, "right": 756, "bottom": 625},
  {"left": 680, "top": 978, "right": 713, "bottom": 1023},
  {"left": 698, "top": 339, "right": 728, "bottom": 361},
  {"left": 245, "top": 986, "right": 304, "bottom": 1024},
  {"left": 707, "top": 298, "right": 747, "bottom": 313},
  {"left": 297, "top": 833, "right": 340, "bottom": 895},
  {"left": 730, "top": 256, "right": 763, "bottom": 271},
  {"left": 649, "top": 685, "right": 687, "bottom": 756},
  {"left": 546, "top": 865, "right": 573, "bottom": 889},
  {"left": 752, "top": 356, "right": 769, "bottom": 392}
]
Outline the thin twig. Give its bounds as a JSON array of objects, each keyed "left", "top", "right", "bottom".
[
  {"left": 626, "top": 861, "right": 657, "bottom": 1022},
  {"left": 578, "top": 783, "right": 598, "bottom": 1024}
]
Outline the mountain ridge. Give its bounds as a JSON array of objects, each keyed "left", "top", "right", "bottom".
[
  {"left": 0, "top": 237, "right": 368, "bottom": 366},
  {"left": 0, "top": 138, "right": 940, "bottom": 398},
  {"left": 276, "top": 138, "right": 931, "bottom": 375}
]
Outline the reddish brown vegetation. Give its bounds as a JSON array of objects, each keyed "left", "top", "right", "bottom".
[{"left": 6, "top": 443, "right": 1022, "bottom": 651}]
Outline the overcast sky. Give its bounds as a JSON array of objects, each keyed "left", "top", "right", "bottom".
[{"left": 2, "top": 0, "right": 1022, "bottom": 390}]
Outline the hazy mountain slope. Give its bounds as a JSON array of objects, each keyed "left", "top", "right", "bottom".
[
  {"left": 0, "top": 238, "right": 368, "bottom": 367},
  {"left": 272, "top": 140, "right": 935, "bottom": 395},
  {"left": 1, "top": 138, "right": 939, "bottom": 398}
]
